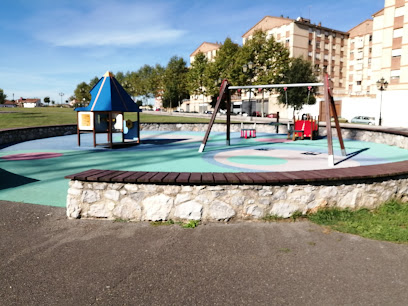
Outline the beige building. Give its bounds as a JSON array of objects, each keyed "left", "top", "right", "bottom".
[
  {"left": 242, "top": 16, "right": 349, "bottom": 91},
  {"left": 371, "top": 0, "right": 408, "bottom": 90},
  {"left": 184, "top": 42, "right": 221, "bottom": 113},
  {"left": 346, "top": 19, "right": 374, "bottom": 97},
  {"left": 189, "top": 42, "right": 221, "bottom": 64}
]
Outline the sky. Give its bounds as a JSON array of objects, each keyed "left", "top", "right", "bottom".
[{"left": 0, "top": 0, "right": 385, "bottom": 103}]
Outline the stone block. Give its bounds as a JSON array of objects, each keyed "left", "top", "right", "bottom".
[
  {"left": 246, "top": 205, "right": 264, "bottom": 219},
  {"left": 66, "top": 196, "right": 81, "bottom": 219},
  {"left": 209, "top": 201, "right": 235, "bottom": 221},
  {"left": 175, "top": 193, "right": 191, "bottom": 205},
  {"left": 88, "top": 203, "right": 110, "bottom": 218},
  {"left": 270, "top": 203, "right": 299, "bottom": 218},
  {"left": 174, "top": 201, "right": 203, "bottom": 220},
  {"left": 113, "top": 197, "right": 142, "bottom": 221},
  {"left": 81, "top": 190, "right": 100, "bottom": 204},
  {"left": 104, "top": 190, "right": 120, "bottom": 201},
  {"left": 142, "top": 194, "right": 174, "bottom": 221}
]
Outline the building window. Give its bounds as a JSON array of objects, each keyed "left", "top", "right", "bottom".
[
  {"left": 392, "top": 48, "right": 402, "bottom": 57},
  {"left": 369, "top": 35, "right": 372, "bottom": 41},
  {"left": 393, "top": 28, "right": 403, "bottom": 38},
  {"left": 315, "top": 53, "right": 320, "bottom": 60},
  {"left": 316, "top": 30, "right": 321, "bottom": 37},
  {"left": 316, "top": 42, "right": 320, "bottom": 49},
  {"left": 391, "top": 70, "right": 400, "bottom": 80},
  {"left": 356, "top": 81, "right": 362, "bottom": 86},
  {"left": 308, "top": 51, "right": 312, "bottom": 57},
  {"left": 309, "top": 39, "right": 312, "bottom": 45},
  {"left": 395, "top": 6, "right": 405, "bottom": 17}
]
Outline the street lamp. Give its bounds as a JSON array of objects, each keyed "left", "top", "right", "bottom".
[
  {"left": 376, "top": 77, "right": 388, "bottom": 126},
  {"left": 59, "top": 92, "right": 64, "bottom": 105}
]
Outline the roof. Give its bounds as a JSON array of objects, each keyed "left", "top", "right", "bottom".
[
  {"left": 4, "top": 100, "right": 16, "bottom": 105},
  {"left": 22, "top": 99, "right": 40, "bottom": 103},
  {"left": 372, "top": 8, "right": 384, "bottom": 17},
  {"left": 348, "top": 19, "right": 373, "bottom": 38},
  {"left": 190, "top": 42, "right": 221, "bottom": 57},
  {"left": 75, "top": 71, "right": 141, "bottom": 112},
  {"left": 242, "top": 16, "right": 294, "bottom": 38}
]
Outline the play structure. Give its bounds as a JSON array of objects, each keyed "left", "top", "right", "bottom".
[
  {"left": 75, "top": 71, "right": 141, "bottom": 148},
  {"left": 289, "top": 116, "right": 319, "bottom": 141},
  {"left": 199, "top": 74, "right": 346, "bottom": 167},
  {"left": 240, "top": 122, "right": 257, "bottom": 139}
]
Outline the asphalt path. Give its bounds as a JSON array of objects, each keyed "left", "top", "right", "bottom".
[{"left": 1, "top": 200, "right": 408, "bottom": 305}]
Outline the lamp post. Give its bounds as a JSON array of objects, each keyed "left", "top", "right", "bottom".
[
  {"left": 59, "top": 92, "right": 64, "bottom": 105},
  {"left": 376, "top": 77, "right": 388, "bottom": 126}
]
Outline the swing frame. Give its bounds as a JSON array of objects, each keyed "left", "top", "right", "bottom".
[{"left": 198, "top": 75, "right": 346, "bottom": 167}]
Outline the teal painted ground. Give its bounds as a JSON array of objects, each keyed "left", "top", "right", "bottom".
[{"left": 1, "top": 131, "right": 408, "bottom": 207}]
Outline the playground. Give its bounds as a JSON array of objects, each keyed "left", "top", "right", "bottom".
[
  {"left": 2, "top": 73, "right": 408, "bottom": 210},
  {"left": 1, "top": 128, "right": 408, "bottom": 207}
]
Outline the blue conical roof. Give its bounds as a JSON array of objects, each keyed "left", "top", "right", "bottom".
[{"left": 75, "top": 71, "right": 141, "bottom": 112}]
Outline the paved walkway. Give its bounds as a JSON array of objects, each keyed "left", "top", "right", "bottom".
[{"left": 1, "top": 200, "right": 407, "bottom": 305}]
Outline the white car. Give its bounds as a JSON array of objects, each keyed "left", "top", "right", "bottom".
[{"left": 351, "top": 116, "right": 376, "bottom": 125}]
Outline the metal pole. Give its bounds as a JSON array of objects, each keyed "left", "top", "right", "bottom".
[
  {"left": 229, "top": 83, "right": 324, "bottom": 90},
  {"left": 324, "top": 75, "right": 334, "bottom": 167},
  {"left": 379, "top": 90, "right": 383, "bottom": 126}
]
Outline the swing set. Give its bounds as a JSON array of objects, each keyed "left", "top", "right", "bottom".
[{"left": 198, "top": 74, "right": 346, "bottom": 167}]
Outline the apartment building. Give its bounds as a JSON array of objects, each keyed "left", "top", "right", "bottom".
[
  {"left": 184, "top": 42, "right": 221, "bottom": 112},
  {"left": 371, "top": 0, "right": 408, "bottom": 90},
  {"left": 242, "top": 16, "right": 349, "bottom": 91},
  {"left": 190, "top": 42, "right": 221, "bottom": 64},
  {"left": 341, "top": 0, "right": 408, "bottom": 127},
  {"left": 346, "top": 20, "right": 374, "bottom": 96}
]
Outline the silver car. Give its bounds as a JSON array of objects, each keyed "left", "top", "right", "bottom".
[{"left": 351, "top": 116, "right": 376, "bottom": 125}]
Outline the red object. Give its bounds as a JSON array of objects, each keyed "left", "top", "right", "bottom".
[{"left": 293, "top": 120, "right": 319, "bottom": 140}]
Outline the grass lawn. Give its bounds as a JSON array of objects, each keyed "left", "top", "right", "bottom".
[
  {"left": 0, "top": 107, "right": 222, "bottom": 129},
  {"left": 308, "top": 200, "right": 408, "bottom": 244}
]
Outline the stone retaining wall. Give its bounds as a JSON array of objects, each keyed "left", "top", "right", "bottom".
[
  {"left": 2, "top": 123, "right": 408, "bottom": 222},
  {"left": 0, "top": 125, "right": 76, "bottom": 145},
  {"left": 66, "top": 177, "right": 408, "bottom": 221}
]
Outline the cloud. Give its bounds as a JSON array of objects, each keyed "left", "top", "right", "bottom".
[{"left": 28, "top": 2, "right": 186, "bottom": 47}]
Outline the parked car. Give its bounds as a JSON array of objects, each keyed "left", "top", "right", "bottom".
[
  {"left": 267, "top": 113, "right": 278, "bottom": 118},
  {"left": 351, "top": 116, "right": 375, "bottom": 125},
  {"left": 204, "top": 110, "right": 213, "bottom": 114},
  {"left": 252, "top": 111, "right": 261, "bottom": 117}
]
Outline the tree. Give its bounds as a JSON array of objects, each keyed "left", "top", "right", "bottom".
[
  {"left": 150, "top": 64, "right": 165, "bottom": 98},
  {"left": 44, "top": 97, "right": 50, "bottom": 106},
  {"left": 276, "top": 57, "right": 318, "bottom": 112},
  {"left": 136, "top": 65, "right": 155, "bottom": 101},
  {"left": 0, "top": 89, "right": 6, "bottom": 104},
  {"left": 74, "top": 82, "right": 91, "bottom": 104},
  {"left": 73, "top": 76, "right": 99, "bottom": 106},
  {"left": 187, "top": 52, "right": 209, "bottom": 101},
  {"left": 162, "top": 56, "right": 189, "bottom": 109},
  {"left": 236, "top": 30, "right": 290, "bottom": 86},
  {"left": 206, "top": 38, "right": 240, "bottom": 98}
]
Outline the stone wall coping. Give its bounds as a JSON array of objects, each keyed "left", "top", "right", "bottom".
[
  {"left": 0, "top": 124, "right": 76, "bottom": 132},
  {"left": 65, "top": 160, "right": 408, "bottom": 186}
]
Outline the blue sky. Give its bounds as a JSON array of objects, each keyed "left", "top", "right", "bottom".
[{"left": 0, "top": 0, "right": 384, "bottom": 103}]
